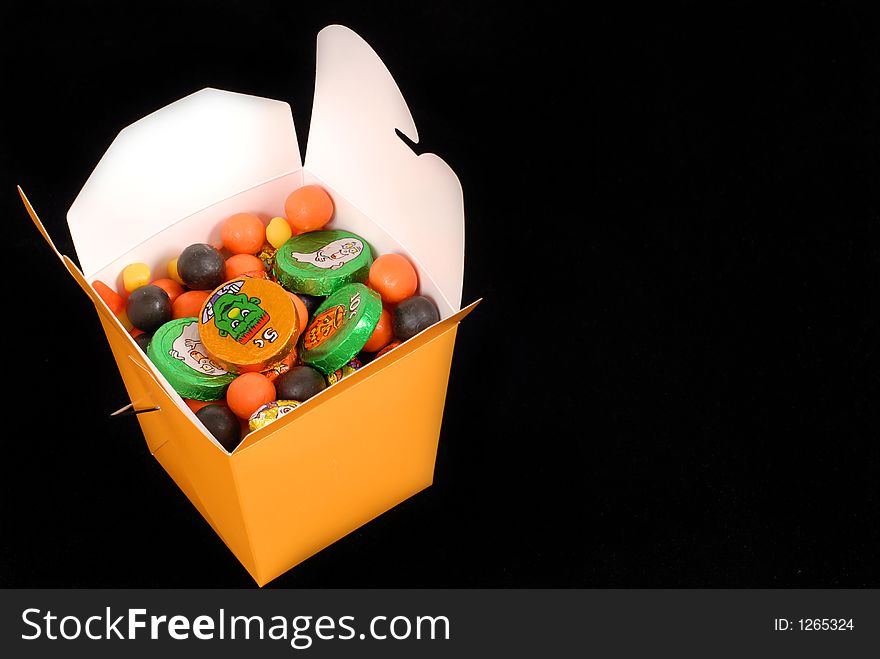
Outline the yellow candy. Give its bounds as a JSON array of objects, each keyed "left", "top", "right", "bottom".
[
  {"left": 168, "top": 257, "right": 185, "bottom": 285},
  {"left": 266, "top": 216, "right": 293, "bottom": 249},
  {"left": 122, "top": 263, "right": 151, "bottom": 293}
]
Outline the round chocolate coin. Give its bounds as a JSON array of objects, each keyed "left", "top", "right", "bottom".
[
  {"left": 198, "top": 277, "right": 298, "bottom": 373},
  {"left": 299, "top": 283, "right": 382, "bottom": 374},
  {"left": 273, "top": 230, "right": 373, "bottom": 295},
  {"left": 147, "top": 318, "right": 235, "bottom": 400}
]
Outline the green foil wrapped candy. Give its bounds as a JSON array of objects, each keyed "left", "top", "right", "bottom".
[
  {"left": 273, "top": 230, "right": 372, "bottom": 295},
  {"left": 299, "top": 283, "right": 382, "bottom": 374},
  {"left": 146, "top": 318, "right": 235, "bottom": 400}
]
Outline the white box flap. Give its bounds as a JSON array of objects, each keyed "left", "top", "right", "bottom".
[
  {"left": 67, "top": 88, "right": 301, "bottom": 277},
  {"left": 306, "top": 25, "right": 465, "bottom": 310}
]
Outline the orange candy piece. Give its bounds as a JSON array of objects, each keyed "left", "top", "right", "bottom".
[
  {"left": 221, "top": 213, "right": 265, "bottom": 255},
  {"left": 284, "top": 185, "right": 334, "bottom": 233},
  {"left": 172, "top": 290, "right": 210, "bottom": 320},
  {"left": 151, "top": 278, "right": 184, "bottom": 304},
  {"left": 225, "top": 254, "right": 266, "bottom": 280},
  {"left": 92, "top": 280, "right": 126, "bottom": 316},
  {"left": 368, "top": 254, "right": 418, "bottom": 304},
  {"left": 226, "top": 372, "right": 276, "bottom": 419},
  {"left": 362, "top": 307, "right": 394, "bottom": 352},
  {"left": 286, "top": 292, "right": 308, "bottom": 341}
]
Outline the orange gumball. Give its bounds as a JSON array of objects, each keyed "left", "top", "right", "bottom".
[
  {"left": 286, "top": 292, "right": 308, "bottom": 340},
  {"left": 151, "top": 278, "right": 184, "bottom": 304},
  {"left": 92, "top": 280, "right": 126, "bottom": 316},
  {"left": 368, "top": 253, "right": 418, "bottom": 304},
  {"left": 172, "top": 290, "right": 210, "bottom": 320},
  {"left": 225, "top": 254, "right": 266, "bottom": 280},
  {"left": 226, "top": 372, "right": 276, "bottom": 419},
  {"left": 284, "top": 185, "right": 334, "bottom": 233},
  {"left": 362, "top": 307, "right": 394, "bottom": 352},
  {"left": 221, "top": 213, "right": 265, "bottom": 255}
]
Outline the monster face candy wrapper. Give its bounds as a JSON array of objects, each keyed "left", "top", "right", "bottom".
[
  {"left": 274, "top": 230, "right": 373, "bottom": 296},
  {"left": 147, "top": 318, "right": 236, "bottom": 400},
  {"left": 198, "top": 277, "right": 298, "bottom": 372},
  {"left": 299, "top": 283, "right": 382, "bottom": 374}
]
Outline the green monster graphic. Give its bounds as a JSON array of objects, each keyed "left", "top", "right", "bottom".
[
  {"left": 213, "top": 292, "right": 269, "bottom": 344},
  {"left": 203, "top": 281, "right": 271, "bottom": 345}
]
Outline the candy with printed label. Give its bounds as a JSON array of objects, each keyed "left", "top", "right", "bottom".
[
  {"left": 178, "top": 244, "right": 226, "bottom": 290},
  {"left": 147, "top": 318, "right": 235, "bottom": 400},
  {"left": 299, "top": 282, "right": 382, "bottom": 374},
  {"left": 274, "top": 230, "right": 373, "bottom": 296},
  {"left": 275, "top": 365, "right": 327, "bottom": 401},
  {"left": 248, "top": 400, "right": 302, "bottom": 432},
  {"left": 127, "top": 284, "right": 172, "bottom": 332},
  {"left": 393, "top": 295, "right": 440, "bottom": 341},
  {"left": 198, "top": 277, "right": 298, "bottom": 372}
]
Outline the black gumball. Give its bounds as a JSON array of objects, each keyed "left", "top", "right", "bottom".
[
  {"left": 127, "top": 285, "right": 171, "bottom": 333},
  {"left": 134, "top": 332, "right": 153, "bottom": 353},
  {"left": 196, "top": 405, "right": 242, "bottom": 452},
  {"left": 297, "top": 294, "right": 324, "bottom": 319},
  {"left": 177, "top": 243, "right": 226, "bottom": 290},
  {"left": 393, "top": 295, "right": 440, "bottom": 341},
  {"left": 276, "top": 366, "right": 327, "bottom": 401}
]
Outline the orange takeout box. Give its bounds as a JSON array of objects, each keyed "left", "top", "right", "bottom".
[{"left": 19, "top": 25, "right": 478, "bottom": 586}]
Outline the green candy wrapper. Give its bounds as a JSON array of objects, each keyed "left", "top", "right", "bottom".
[
  {"left": 299, "top": 283, "right": 382, "bottom": 374},
  {"left": 147, "top": 318, "right": 235, "bottom": 400},
  {"left": 273, "top": 230, "right": 373, "bottom": 296}
]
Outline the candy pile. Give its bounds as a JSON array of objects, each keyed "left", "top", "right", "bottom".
[{"left": 92, "top": 184, "right": 440, "bottom": 451}]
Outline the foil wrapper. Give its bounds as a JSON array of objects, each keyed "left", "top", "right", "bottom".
[
  {"left": 260, "top": 349, "right": 299, "bottom": 382},
  {"left": 198, "top": 277, "right": 298, "bottom": 372},
  {"left": 247, "top": 400, "right": 301, "bottom": 431},
  {"left": 257, "top": 243, "right": 277, "bottom": 273},
  {"left": 273, "top": 230, "right": 372, "bottom": 296},
  {"left": 146, "top": 318, "right": 234, "bottom": 401},
  {"left": 326, "top": 357, "right": 363, "bottom": 386},
  {"left": 299, "top": 283, "right": 382, "bottom": 375}
]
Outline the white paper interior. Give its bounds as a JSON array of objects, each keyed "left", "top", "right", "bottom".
[{"left": 68, "top": 89, "right": 301, "bottom": 278}]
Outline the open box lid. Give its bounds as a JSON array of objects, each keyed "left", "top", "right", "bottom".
[
  {"left": 67, "top": 25, "right": 465, "bottom": 309},
  {"left": 306, "top": 25, "right": 465, "bottom": 311},
  {"left": 67, "top": 89, "right": 301, "bottom": 277}
]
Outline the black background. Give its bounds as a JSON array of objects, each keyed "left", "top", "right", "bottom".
[{"left": 1, "top": 1, "right": 878, "bottom": 587}]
